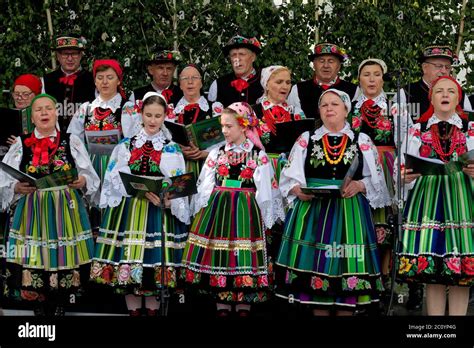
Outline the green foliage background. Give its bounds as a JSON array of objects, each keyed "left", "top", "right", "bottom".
[{"left": 0, "top": 0, "right": 472, "bottom": 106}]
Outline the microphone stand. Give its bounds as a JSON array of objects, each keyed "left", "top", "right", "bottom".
[
  {"left": 158, "top": 178, "right": 172, "bottom": 317},
  {"left": 386, "top": 68, "right": 409, "bottom": 316}
]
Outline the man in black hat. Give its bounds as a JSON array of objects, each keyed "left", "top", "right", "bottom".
[
  {"left": 401, "top": 45, "right": 473, "bottom": 122},
  {"left": 130, "top": 50, "right": 183, "bottom": 107},
  {"left": 43, "top": 35, "right": 96, "bottom": 132},
  {"left": 208, "top": 35, "right": 263, "bottom": 107},
  {"left": 288, "top": 42, "right": 357, "bottom": 120}
]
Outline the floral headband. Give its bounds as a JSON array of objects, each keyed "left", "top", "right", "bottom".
[
  {"left": 227, "top": 102, "right": 260, "bottom": 128},
  {"left": 148, "top": 50, "right": 182, "bottom": 65}
]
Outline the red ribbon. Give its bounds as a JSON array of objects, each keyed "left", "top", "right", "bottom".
[
  {"left": 230, "top": 79, "right": 249, "bottom": 93},
  {"left": 59, "top": 73, "right": 78, "bottom": 86},
  {"left": 24, "top": 131, "right": 59, "bottom": 166},
  {"left": 161, "top": 89, "right": 173, "bottom": 103},
  {"left": 180, "top": 103, "right": 200, "bottom": 124}
]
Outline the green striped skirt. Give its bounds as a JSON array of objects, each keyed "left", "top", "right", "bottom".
[
  {"left": 90, "top": 196, "right": 188, "bottom": 295},
  {"left": 275, "top": 178, "right": 383, "bottom": 309},
  {"left": 268, "top": 152, "right": 287, "bottom": 183},
  {"left": 186, "top": 159, "right": 203, "bottom": 182},
  {"left": 181, "top": 186, "right": 270, "bottom": 303},
  {"left": 91, "top": 153, "right": 110, "bottom": 185},
  {"left": 398, "top": 172, "right": 474, "bottom": 286},
  {"left": 374, "top": 146, "right": 395, "bottom": 247},
  {"left": 4, "top": 187, "right": 94, "bottom": 301}
]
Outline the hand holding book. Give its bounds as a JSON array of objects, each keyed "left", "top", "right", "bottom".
[
  {"left": 290, "top": 184, "right": 315, "bottom": 201},
  {"left": 14, "top": 181, "right": 36, "bottom": 195},
  {"left": 462, "top": 163, "right": 474, "bottom": 178}
]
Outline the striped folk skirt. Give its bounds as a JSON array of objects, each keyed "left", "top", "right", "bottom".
[
  {"left": 275, "top": 179, "right": 383, "bottom": 309},
  {"left": 374, "top": 146, "right": 395, "bottom": 247},
  {"left": 91, "top": 153, "right": 110, "bottom": 185},
  {"left": 181, "top": 186, "right": 270, "bottom": 304},
  {"left": 4, "top": 188, "right": 94, "bottom": 302},
  {"left": 397, "top": 172, "right": 474, "bottom": 286},
  {"left": 90, "top": 196, "right": 188, "bottom": 296},
  {"left": 268, "top": 152, "right": 288, "bottom": 184}
]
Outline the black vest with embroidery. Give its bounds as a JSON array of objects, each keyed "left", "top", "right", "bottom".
[
  {"left": 132, "top": 84, "right": 183, "bottom": 107},
  {"left": 215, "top": 70, "right": 263, "bottom": 107},
  {"left": 177, "top": 103, "right": 212, "bottom": 125},
  {"left": 214, "top": 145, "right": 258, "bottom": 189},
  {"left": 351, "top": 101, "right": 395, "bottom": 147},
  {"left": 20, "top": 132, "right": 75, "bottom": 178},
  {"left": 304, "top": 132, "right": 363, "bottom": 181},
  {"left": 43, "top": 69, "right": 96, "bottom": 132},
  {"left": 296, "top": 79, "right": 357, "bottom": 121},
  {"left": 127, "top": 136, "right": 169, "bottom": 176},
  {"left": 84, "top": 99, "right": 126, "bottom": 132}
]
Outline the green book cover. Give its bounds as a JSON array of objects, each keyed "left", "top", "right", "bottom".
[
  {"left": 186, "top": 117, "right": 224, "bottom": 149},
  {"left": 405, "top": 153, "right": 465, "bottom": 176},
  {"left": 119, "top": 172, "right": 164, "bottom": 198},
  {"left": 35, "top": 168, "right": 78, "bottom": 189},
  {"left": 0, "top": 162, "right": 77, "bottom": 189}
]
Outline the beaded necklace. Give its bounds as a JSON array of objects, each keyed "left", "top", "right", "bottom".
[
  {"left": 322, "top": 134, "right": 348, "bottom": 165},
  {"left": 430, "top": 124, "right": 458, "bottom": 162}
]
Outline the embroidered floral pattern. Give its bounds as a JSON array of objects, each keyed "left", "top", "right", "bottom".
[
  {"left": 351, "top": 103, "right": 393, "bottom": 143},
  {"left": 341, "top": 276, "right": 372, "bottom": 291},
  {"left": 128, "top": 146, "right": 162, "bottom": 173},
  {"left": 26, "top": 138, "right": 73, "bottom": 174},
  {"left": 213, "top": 148, "right": 263, "bottom": 184},
  {"left": 309, "top": 140, "right": 357, "bottom": 168},
  {"left": 310, "top": 276, "right": 329, "bottom": 291},
  {"left": 84, "top": 109, "right": 121, "bottom": 132}
]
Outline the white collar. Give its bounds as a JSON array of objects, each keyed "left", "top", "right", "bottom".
[
  {"left": 422, "top": 78, "right": 431, "bottom": 88},
  {"left": 426, "top": 113, "right": 463, "bottom": 130},
  {"left": 312, "top": 122, "right": 354, "bottom": 141},
  {"left": 314, "top": 76, "right": 338, "bottom": 86},
  {"left": 90, "top": 93, "right": 122, "bottom": 112},
  {"left": 134, "top": 128, "right": 169, "bottom": 151},
  {"left": 174, "top": 96, "right": 209, "bottom": 114},
  {"left": 224, "top": 138, "right": 254, "bottom": 152},
  {"left": 354, "top": 91, "right": 387, "bottom": 110},
  {"left": 151, "top": 82, "right": 171, "bottom": 93},
  {"left": 60, "top": 67, "right": 82, "bottom": 76},
  {"left": 236, "top": 69, "right": 256, "bottom": 81},
  {"left": 34, "top": 128, "right": 57, "bottom": 139},
  {"left": 260, "top": 96, "right": 291, "bottom": 112}
]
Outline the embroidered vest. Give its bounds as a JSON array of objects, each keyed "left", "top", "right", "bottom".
[
  {"left": 304, "top": 133, "right": 363, "bottom": 180},
  {"left": 20, "top": 132, "right": 75, "bottom": 178}
]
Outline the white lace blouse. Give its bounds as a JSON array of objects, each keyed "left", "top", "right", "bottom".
[{"left": 99, "top": 128, "right": 190, "bottom": 224}]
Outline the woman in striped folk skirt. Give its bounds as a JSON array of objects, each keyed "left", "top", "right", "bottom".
[
  {"left": 181, "top": 103, "right": 284, "bottom": 317},
  {"left": 398, "top": 76, "right": 474, "bottom": 315},
  {"left": 252, "top": 66, "right": 307, "bottom": 293},
  {"left": 67, "top": 60, "right": 132, "bottom": 235},
  {"left": 90, "top": 92, "right": 190, "bottom": 316},
  {"left": 349, "top": 58, "right": 396, "bottom": 306},
  {"left": 276, "top": 89, "right": 391, "bottom": 315},
  {"left": 0, "top": 94, "right": 100, "bottom": 316}
]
